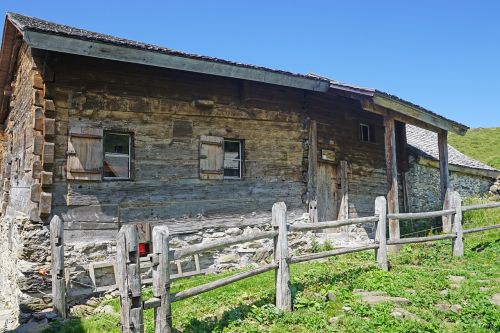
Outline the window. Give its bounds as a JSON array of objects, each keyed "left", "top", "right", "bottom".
[
  {"left": 360, "top": 123, "right": 375, "bottom": 143},
  {"left": 223, "top": 139, "right": 243, "bottom": 179},
  {"left": 199, "top": 135, "right": 243, "bottom": 180},
  {"left": 103, "top": 132, "right": 131, "bottom": 179}
]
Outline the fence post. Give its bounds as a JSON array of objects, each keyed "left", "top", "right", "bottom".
[
  {"left": 442, "top": 189, "right": 453, "bottom": 233},
  {"left": 273, "top": 202, "right": 291, "bottom": 311},
  {"left": 117, "top": 225, "right": 144, "bottom": 333},
  {"left": 152, "top": 226, "right": 172, "bottom": 333},
  {"left": 50, "top": 215, "right": 66, "bottom": 318},
  {"left": 374, "top": 197, "right": 388, "bottom": 271},
  {"left": 452, "top": 191, "right": 464, "bottom": 257}
]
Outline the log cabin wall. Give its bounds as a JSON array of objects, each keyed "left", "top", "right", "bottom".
[
  {"left": 46, "top": 53, "right": 311, "bottom": 242},
  {"left": 308, "top": 92, "right": 389, "bottom": 219}
]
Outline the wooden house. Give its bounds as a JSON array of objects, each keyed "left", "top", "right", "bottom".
[{"left": 0, "top": 12, "right": 474, "bottom": 246}]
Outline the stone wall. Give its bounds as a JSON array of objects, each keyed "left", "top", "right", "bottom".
[
  {"left": 405, "top": 155, "right": 494, "bottom": 214},
  {"left": 0, "top": 214, "right": 51, "bottom": 331}
]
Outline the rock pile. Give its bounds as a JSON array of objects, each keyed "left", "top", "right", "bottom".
[{"left": 489, "top": 177, "right": 500, "bottom": 197}]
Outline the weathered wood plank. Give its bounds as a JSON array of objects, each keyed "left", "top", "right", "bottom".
[
  {"left": 152, "top": 226, "right": 172, "bottom": 333},
  {"left": 39, "top": 192, "right": 52, "bottom": 216},
  {"left": 374, "top": 196, "right": 388, "bottom": 271},
  {"left": 384, "top": 115, "right": 400, "bottom": 251},
  {"left": 307, "top": 120, "right": 318, "bottom": 201},
  {"left": 462, "top": 202, "right": 500, "bottom": 212},
  {"left": 386, "top": 234, "right": 456, "bottom": 245},
  {"left": 50, "top": 215, "right": 66, "bottom": 318},
  {"left": 438, "top": 129, "right": 452, "bottom": 233},
  {"left": 463, "top": 224, "right": 500, "bottom": 234},
  {"left": 273, "top": 202, "right": 291, "bottom": 311},
  {"left": 387, "top": 209, "right": 455, "bottom": 220},
  {"left": 290, "top": 244, "right": 380, "bottom": 264},
  {"left": 290, "top": 215, "right": 379, "bottom": 231},
  {"left": 451, "top": 192, "right": 463, "bottom": 257}
]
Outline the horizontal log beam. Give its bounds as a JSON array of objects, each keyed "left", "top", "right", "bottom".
[
  {"left": 462, "top": 202, "right": 500, "bottom": 212},
  {"left": 463, "top": 224, "right": 500, "bottom": 234},
  {"left": 290, "top": 244, "right": 379, "bottom": 264},
  {"left": 387, "top": 209, "right": 456, "bottom": 221},
  {"left": 290, "top": 216, "right": 379, "bottom": 232},
  {"left": 386, "top": 234, "right": 456, "bottom": 245},
  {"left": 172, "top": 230, "right": 278, "bottom": 260}
]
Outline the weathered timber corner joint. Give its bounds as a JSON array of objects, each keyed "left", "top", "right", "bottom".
[{"left": 0, "top": 12, "right": 497, "bottom": 330}]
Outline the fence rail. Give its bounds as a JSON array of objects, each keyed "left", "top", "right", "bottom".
[{"left": 49, "top": 192, "right": 500, "bottom": 333}]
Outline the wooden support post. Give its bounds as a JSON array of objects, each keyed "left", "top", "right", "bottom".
[
  {"left": 374, "top": 196, "right": 388, "bottom": 271},
  {"left": 117, "top": 225, "right": 144, "bottom": 333},
  {"left": 50, "top": 215, "right": 66, "bottom": 318},
  {"left": 438, "top": 129, "right": 452, "bottom": 233},
  {"left": 307, "top": 120, "right": 318, "bottom": 202},
  {"left": 337, "top": 160, "right": 349, "bottom": 220},
  {"left": 272, "top": 202, "right": 291, "bottom": 311},
  {"left": 384, "top": 115, "right": 400, "bottom": 251},
  {"left": 152, "top": 226, "right": 172, "bottom": 333},
  {"left": 308, "top": 199, "right": 318, "bottom": 223},
  {"left": 451, "top": 191, "right": 464, "bottom": 257}
]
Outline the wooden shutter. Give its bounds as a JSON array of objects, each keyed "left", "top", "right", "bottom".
[
  {"left": 199, "top": 135, "right": 223, "bottom": 180},
  {"left": 67, "top": 126, "right": 103, "bottom": 181}
]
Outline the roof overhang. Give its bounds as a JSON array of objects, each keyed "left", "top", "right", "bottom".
[
  {"left": 417, "top": 156, "right": 500, "bottom": 179},
  {"left": 22, "top": 29, "right": 330, "bottom": 93}
]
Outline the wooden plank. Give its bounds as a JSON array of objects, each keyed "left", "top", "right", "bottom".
[
  {"left": 33, "top": 89, "right": 44, "bottom": 106},
  {"left": 290, "top": 244, "right": 380, "bottom": 264},
  {"left": 67, "top": 126, "right": 103, "bottom": 180},
  {"left": 384, "top": 115, "right": 400, "bottom": 251},
  {"left": 173, "top": 230, "right": 277, "bottom": 260},
  {"left": 32, "top": 159, "right": 42, "bottom": 179},
  {"left": 44, "top": 118, "right": 56, "bottom": 137},
  {"left": 24, "top": 30, "right": 330, "bottom": 92},
  {"left": 32, "top": 106, "right": 44, "bottom": 131},
  {"left": 152, "top": 226, "right": 172, "bottom": 333},
  {"left": 117, "top": 225, "right": 144, "bottom": 333},
  {"left": 44, "top": 99, "right": 56, "bottom": 112},
  {"left": 289, "top": 216, "right": 379, "bottom": 231},
  {"left": 438, "top": 129, "right": 452, "bottom": 233},
  {"left": 272, "top": 202, "right": 291, "bottom": 311},
  {"left": 386, "top": 234, "right": 456, "bottom": 245},
  {"left": 463, "top": 224, "right": 500, "bottom": 234},
  {"left": 33, "top": 72, "right": 44, "bottom": 90},
  {"left": 387, "top": 209, "right": 455, "bottom": 220},
  {"left": 337, "top": 160, "right": 349, "bottom": 220},
  {"left": 307, "top": 120, "right": 318, "bottom": 201},
  {"left": 33, "top": 134, "right": 44, "bottom": 156},
  {"left": 451, "top": 192, "right": 463, "bottom": 257},
  {"left": 374, "top": 196, "right": 388, "bottom": 271},
  {"left": 39, "top": 192, "right": 52, "bottom": 216},
  {"left": 199, "top": 135, "right": 224, "bottom": 180},
  {"left": 30, "top": 183, "right": 41, "bottom": 202},
  {"left": 43, "top": 142, "right": 55, "bottom": 165},
  {"left": 169, "top": 262, "right": 278, "bottom": 303},
  {"left": 50, "top": 215, "right": 66, "bottom": 318},
  {"left": 462, "top": 202, "right": 500, "bottom": 212},
  {"left": 41, "top": 171, "right": 53, "bottom": 187}
]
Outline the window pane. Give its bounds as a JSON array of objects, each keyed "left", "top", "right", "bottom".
[
  {"left": 104, "top": 154, "right": 129, "bottom": 178},
  {"left": 361, "top": 125, "right": 369, "bottom": 142},
  {"left": 223, "top": 140, "right": 241, "bottom": 178},
  {"left": 104, "top": 133, "right": 130, "bottom": 155}
]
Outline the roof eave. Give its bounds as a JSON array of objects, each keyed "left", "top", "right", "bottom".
[
  {"left": 373, "top": 92, "right": 468, "bottom": 135},
  {"left": 21, "top": 29, "right": 330, "bottom": 93}
]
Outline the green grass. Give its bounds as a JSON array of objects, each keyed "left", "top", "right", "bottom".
[
  {"left": 449, "top": 127, "right": 500, "bottom": 169},
  {"left": 44, "top": 199, "right": 499, "bottom": 333}
]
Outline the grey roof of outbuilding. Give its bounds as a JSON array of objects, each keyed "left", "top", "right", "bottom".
[{"left": 406, "top": 124, "right": 497, "bottom": 172}]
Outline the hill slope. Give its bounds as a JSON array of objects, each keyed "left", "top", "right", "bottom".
[{"left": 449, "top": 127, "right": 500, "bottom": 170}]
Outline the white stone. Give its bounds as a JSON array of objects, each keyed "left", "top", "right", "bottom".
[{"left": 226, "top": 228, "right": 243, "bottom": 236}]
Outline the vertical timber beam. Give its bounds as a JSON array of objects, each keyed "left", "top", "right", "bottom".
[
  {"left": 152, "top": 226, "right": 172, "bottom": 333},
  {"left": 273, "top": 202, "right": 291, "bottom": 311},
  {"left": 117, "top": 225, "right": 144, "bottom": 333},
  {"left": 50, "top": 215, "right": 66, "bottom": 318},
  {"left": 307, "top": 120, "right": 318, "bottom": 203},
  {"left": 384, "top": 115, "right": 400, "bottom": 251},
  {"left": 374, "top": 196, "right": 388, "bottom": 271},
  {"left": 451, "top": 191, "right": 464, "bottom": 257},
  {"left": 438, "top": 129, "right": 452, "bottom": 233}
]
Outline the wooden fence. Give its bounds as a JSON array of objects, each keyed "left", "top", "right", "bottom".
[{"left": 50, "top": 192, "right": 500, "bottom": 331}]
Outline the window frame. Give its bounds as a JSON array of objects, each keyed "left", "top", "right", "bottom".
[
  {"left": 103, "top": 131, "right": 132, "bottom": 181},
  {"left": 223, "top": 139, "right": 243, "bottom": 180},
  {"left": 359, "top": 123, "right": 375, "bottom": 143}
]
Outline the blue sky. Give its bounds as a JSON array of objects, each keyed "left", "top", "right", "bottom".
[{"left": 1, "top": 1, "right": 498, "bottom": 128}]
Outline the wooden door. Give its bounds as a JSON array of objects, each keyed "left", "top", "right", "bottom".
[{"left": 316, "top": 162, "right": 338, "bottom": 221}]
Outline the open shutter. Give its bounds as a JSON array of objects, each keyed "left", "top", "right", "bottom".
[
  {"left": 67, "top": 126, "right": 103, "bottom": 181},
  {"left": 199, "top": 135, "right": 223, "bottom": 180}
]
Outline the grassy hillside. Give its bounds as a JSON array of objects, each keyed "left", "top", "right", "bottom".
[
  {"left": 43, "top": 199, "right": 500, "bottom": 333},
  {"left": 449, "top": 127, "right": 500, "bottom": 169}
]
